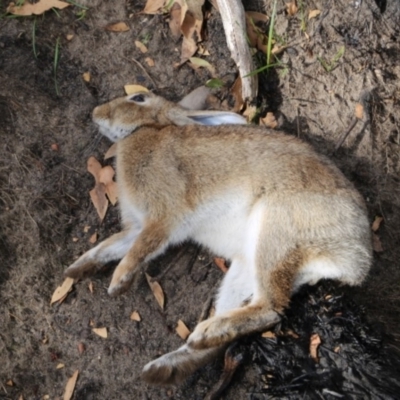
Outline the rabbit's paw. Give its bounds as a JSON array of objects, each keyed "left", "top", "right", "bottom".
[
  {"left": 142, "top": 354, "right": 180, "bottom": 386},
  {"left": 187, "top": 317, "right": 235, "bottom": 350},
  {"left": 64, "top": 258, "right": 98, "bottom": 279},
  {"left": 107, "top": 263, "right": 135, "bottom": 297}
]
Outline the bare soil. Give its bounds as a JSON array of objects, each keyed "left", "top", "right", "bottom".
[{"left": 1, "top": 0, "right": 400, "bottom": 399}]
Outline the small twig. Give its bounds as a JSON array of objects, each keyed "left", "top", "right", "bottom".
[
  {"left": 122, "top": 56, "right": 157, "bottom": 88},
  {"left": 296, "top": 107, "right": 301, "bottom": 137},
  {"left": 334, "top": 118, "right": 358, "bottom": 152},
  {"left": 204, "top": 343, "right": 244, "bottom": 400}
]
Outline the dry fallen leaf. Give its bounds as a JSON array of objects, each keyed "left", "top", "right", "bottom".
[
  {"left": 6, "top": 379, "right": 13, "bottom": 386},
  {"left": 143, "top": 0, "right": 166, "bottom": 14},
  {"left": 260, "top": 112, "right": 278, "bottom": 129},
  {"left": 78, "top": 342, "right": 85, "bottom": 355},
  {"left": 88, "top": 281, "right": 94, "bottom": 294},
  {"left": 99, "top": 166, "right": 118, "bottom": 205},
  {"left": 189, "top": 57, "right": 216, "bottom": 76},
  {"left": 130, "top": 311, "right": 141, "bottom": 322},
  {"left": 214, "top": 257, "right": 228, "bottom": 273},
  {"left": 355, "top": 103, "right": 364, "bottom": 119},
  {"left": 56, "top": 363, "right": 65, "bottom": 369},
  {"left": 82, "top": 72, "right": 91, "bottom": 82},
  {"left": 261, "top": 331, "right": 276, "bottom": 338},
  {"left": 286, "top": 1, "right": 298, "bottom": 16},
  {"left": 105, "top": 22, "right": 130, "bottom": 32},
  {"left": 145, "top": 273, "right": 165, "bottom": 309},
  {"left": 230, "top": 77, "right": 244, "bottom": 112},
  {"left": 66, "top": 34, "right": 74, "bottom": 41},
  {"left": 89, "top": 232, "right": 97, "bottom": 244},
  {"left": 176, "top": 319, "right": 191, "bottom": 340},
  {"left": 372, "top": 233, "right": 383, "bottom": 252},
  {"left": 92, "top": 327, "right": 108, "bottom": 338},
  {"left": 371, "top": 216, "right": 383, "bottom": 232},
  {"left": 124, "top": 84, "right": 149, "bottom": 95},
  {"left": 308, "top": 9, "right": 321, "bottom": 19},
  {"left": 135, "top": 40, "right": 148, "bottom": 53},
  {"left": 51, "top": 277, "right": 74, "bottom": 305},
  {"left": 104, "top": 143, "right": 118, "bottom": 159},
  {"left": 309, "top": 333, "right": 321, "bottom": 362},
  {"left": 7, "top": 0, "right": 70, "bottom": 16},
  {"left": 89, "top": 184, "right": 108, "bottom": 221},
  {"left": 63, "top": 370, "right": 79, "bottom": 400},
  {"left": 145, "top": 57, "right": 155, "bottom": 67}
]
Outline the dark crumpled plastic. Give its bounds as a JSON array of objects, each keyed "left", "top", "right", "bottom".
[{"left": 246, "top": 281, "right": 400, "bottom": 400}]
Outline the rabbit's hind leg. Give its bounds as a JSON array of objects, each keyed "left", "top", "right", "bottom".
[
  {"left": 141, "top": 257, "right": 254, "bottom": 386},
  {"left": 108, "top": 219, "right": 171, "bottom": 296},
  {"left": 142, "top": 344, "right": 223, "bottom": 386},
  {"left": 64, "top": 227, "right": 139, "bottom": 279}
]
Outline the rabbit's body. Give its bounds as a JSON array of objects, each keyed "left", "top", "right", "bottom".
[{"left": 64, "top": 91, "right": 372, "bottom": 385}]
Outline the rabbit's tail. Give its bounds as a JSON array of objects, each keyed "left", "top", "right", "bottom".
[{"left": 142, "top": 344, "right": 224, "bottom": 385}]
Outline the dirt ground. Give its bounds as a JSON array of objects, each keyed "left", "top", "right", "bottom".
[{"left": 1, "top": 0, "right": 400, "bottom": 399}]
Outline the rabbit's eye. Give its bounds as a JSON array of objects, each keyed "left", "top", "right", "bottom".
[{"left": 130, "top": 94, "right": 145, "bottom": 103}]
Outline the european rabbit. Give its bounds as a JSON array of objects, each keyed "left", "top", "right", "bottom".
[{"left": 64, "top": 90, "right": 372, "bottom": 385}]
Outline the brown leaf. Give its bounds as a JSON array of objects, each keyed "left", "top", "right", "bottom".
[
  {"left": 142, "top": 0, "right": 166, "bottom": 14},
  {"left": 104, "top": 143, "right": 118, "bottom": 159},
  {"left": 214, "top": 257, "right": 228, "bottom": 273},
  {"left": 51, "top": 278, "right": 74, "bottom": 305},
  {"left": 230, "top": 77, "right": 244, "bottom": 113},
  {"left": 176, "top": 319, "right": 191, "bottom": 340},
  {"left": 56, "top": 363, "right": 65, "bottom": 369},
  {"left": 7, "top": 0, "right": 70, "bottom": 16},
  {"left": 245, "top": 11, "right": 269, "bottom": 23},
  {"left": 372, "top": 233, "right": 383, "bottom": 252},
  {"left": 260, "top": 112, "right": 278, "bottom": 129},
  {"left": 77, "top": 342, "right": 85, "bottom": 355},
  {"left": 89, "top": 184, "right": 108, "bottom": 221},
  {"left": 89, "top": 232, "right": 97, "bottom": 244},
  {"left": 92, "top": 327, "right": 108, "bottom": 338},
  {"left": 6, "top": 379, "right": 13, "bottom": 386},
  {"left": 261, "top": 331, "right": 276, "bottom": 338},
  {"left": 179, "top": 0, "right": 205, "bottom": 62},
  {"left": 99, "top": 166, "right": 118, "bottom": 205},
  {"left": 66, "top": 34, "right": 74, "bottom": 41},
  {"left": 308, "top": 9, "right": 321, "bottom": 19},
  {"left": 169, "top": 3, "right": 183, "bottom": 37},
  {"left": 355, "top": 103, "right": 364, "bottom": 119},
  {"left": 82, "top": 72, "right": 91, "bottom": 82},
  {"left": 87, "top": 156, "right": 102, "bottom": 182},
  {"left": 124, "top": 84, "right": 149, "bottom": 95},
  {"left": 105, "top": 22, "right": 130, "bottom": 32},
  {"left": 309, "top": 333, "right": 321, "bottom": 362},
  {"left": 145, "top": 57, "right": 155, "bottom": 67},
  {"left": 145, "top": 273, "right": 165, "bottom": 309},
  {"left": 371, "top": 216, "right": 383, "bottom": 232},
  {"left": 135, "top": 40, "right": 148, "bottom": 53},
  {"left": 286, "top": 1, "right": 298, "bottom": 16},
  {"left": 63, "top": 370, "right": 79, "bottom": 400},
  {"left": 130, "top": 311, "right": 141, "bottom": 322},
  {"left": 88, "top": 281, "right": 94, "bottom": 294}
]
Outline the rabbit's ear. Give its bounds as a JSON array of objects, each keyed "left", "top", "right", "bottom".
[
  {"left": 184, "top": 110, "right": 247, "bottom": 125},
  {"left": 178, "top": 86, "right": 211, "bottom": 110}
]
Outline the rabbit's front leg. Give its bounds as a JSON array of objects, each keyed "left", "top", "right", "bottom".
[
  {"left": 64, "top": 228, "right": 139, "bottom": 279},
  {"left": 107, "top": 219, "right": 170, "bottom": 296}
]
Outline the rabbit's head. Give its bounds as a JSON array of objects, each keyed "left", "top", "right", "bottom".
[{"left": 92, "top": 90, "right": 247, "bottom": 142}]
